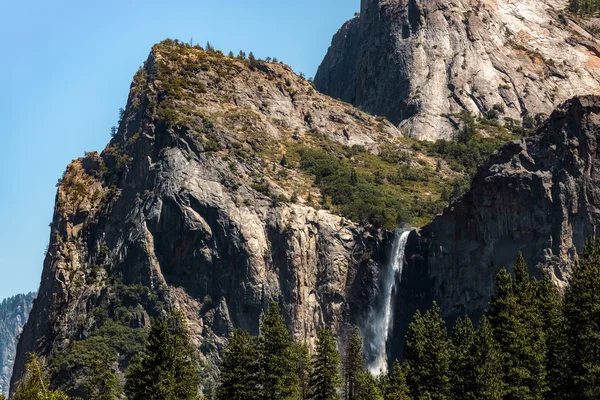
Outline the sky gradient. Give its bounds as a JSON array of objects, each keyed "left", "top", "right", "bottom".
[{"left": 0, "top": 0, "right": 358, "bottom": 300}]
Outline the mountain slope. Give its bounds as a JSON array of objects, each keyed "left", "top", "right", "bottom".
[
  {"left": 11, "top": 41, "right": 470, "bottom": 395},
  {"left": 316, "top": 0, "right": 600, "bottom": 140},
  {"left": 0, "top": 292, "right": 35, "bottom": 396},
  {"left": 391, "top": 96, "right": 600, "bottom": 361}
]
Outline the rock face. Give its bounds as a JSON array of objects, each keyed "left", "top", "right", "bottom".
[
  {"left": 390, "top": 96, "right": 600, "bottom": 360},
  {"left": 316, "top": 0, "right": 600, "bottom": 140},
  {"left": 0, "top": 293, "right": 35, "bottom": 396},
  {"left": 10, "top": 43, "right": 400, "bottom": 394}
]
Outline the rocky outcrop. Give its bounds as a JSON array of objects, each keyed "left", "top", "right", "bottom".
[
  {"left": 316, "top": 0, "right": 600, "bottom": 140},
  {"left": 10, "top": 43, "right": 401, "bottom": 394},
  {"left": 0, "top": 293, "right": 35, "bottom": 396},
  {"left": 390, "top": 96, "right": 600, "bottom": 360}
]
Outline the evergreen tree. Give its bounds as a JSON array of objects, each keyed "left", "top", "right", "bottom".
[
  {"left": 488, "top": 255, "right": 548, "bottom": 400},
  {"left": 449, "top": 316, "right": 475, "bottom": 399},
  {"left": 167, "top": 310, "right": 202, "bottom": 398},
  {"left": 125, "top": 312, "right": 200, "bottom": 400},
  {"left": 344, "top": 327, "right": 365, "bottom": 400},
  {"left": 259, "top": 302, "right": 301, "bottom": 400},
  {"left": 537, "top": 272, "right": 566, "bottom": 400},
  {"left": 291, "top": 342, "right": 312, "bottom": 400},
  {"left": 470, "top": 317, "right": 506, "bottom": 400},
  {"left": 384, "top": 361, "right": 410, "bottom": 400},
  {"left": 404, "top": 303, "right": 451, "bottom": 400},
  {"left": 563, "top": 239, "right": 600, "bottom": 399},
  {"left": 13, "top": 354, "right": 70, "bottom": 400},
  {"left": 355, "top": 371, "right": 382, "bottom": 400},
  {"left": 310, "top": 329, "right": 342, "bottom": 400},
  {"left": 217, "top": 329, "right": 260, "bottom": 400}
]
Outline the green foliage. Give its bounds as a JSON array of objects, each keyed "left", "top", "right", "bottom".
[
  {"left": 50, "top": 320, "right": 147, "bottom": 399},
  {"left": 217, "top": 329, "right": 260, "bottom": 400},
  {"left": 488, "top": 254, "right": 548, "bottom": 400},
  {"left": 563, "top": 239, "right": 600, "bottom": 399},
  {"left": 310, "top": 329, "right": 343, "bottom": 400},
  {"left": 14, "top": 355, "right": 70, "bottom": 400},
  {"left": 449, "top": 316, "right": 475, "bottom": 399},
  {"left": 469, "top": 317, "right": 505, "bottom": 400},
  {"left": 404, "top": 303, "right": 451, "bottom": 399},
  {"left": 298, "top": 146, "right": 446, "bottom": 229},
  {"left": 125, "top": 312, "right": 200, "bottom": 400},
  {"left": 344, "top": 327, "right": 365, "bottom": 400},
  {"left": 259, "top": 302, "right": 301, "bottom": 400},
  {"left": 291, "top": 342, "right": 312, "bottom": 400},
  {"left": 384, "top": 361, "right": 410, "bottom": 400}
]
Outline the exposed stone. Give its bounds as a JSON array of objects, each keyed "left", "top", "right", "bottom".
[
  {"left": 316, "top": 0, "right": 600, "bottom": 140},
  {"left": 0, "top": 293, "right": 35, "bottom": 396}
]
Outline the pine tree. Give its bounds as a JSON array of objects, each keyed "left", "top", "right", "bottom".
[
  {"left": 217, "top": 329, "right": 260, "bottom": 400},
  {"left": 404, "top": 303, "right": 451, "bottom": 400},
  {"left": 310, "top": 329, "right": 342, "bottom": 400},
  {"left": 470, "top": 317, "right": 506, "bottom": 400},
  {"left": 291, "top": 342, "right": 312, "bottom": 400},
  {"left": 450, "top": 316, "right": 475, "bottom": 399},
  {"left": 125, "top": 312, "right": 200, "bottom": 400},
  {"left": 537, "top": 272, "right": 566, "bottom": 400},
  {"left": 488, "top": 254, "right": 548, "bottom": 400},
  {"left": 563, "top": 239, "right": 600, "bottom": 399},
  {"left": 259, "top": 302, "right": 301, "bottom": 400},
  {"left": 355, "top": 371, "right": 382, "bottom": 400},
  {"left": 167, "top": 310, "right": 202, "bottom": 398},
  {"left": 13, "top": 354, "right": 70, "bottom": 400},
  {"left": 384, "top": 361, "right": 410, "bottom": 400},
  {"left": 344, "top": 327, "right": 365, "bottom": 400}
]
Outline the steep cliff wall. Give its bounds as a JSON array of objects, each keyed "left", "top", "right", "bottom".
[
  {"left": 11, "top": 42, "right": 424, "bottom": 394},
  {"left": 389, "top": 96, "right": 600, "bottom": 361},
  {"left": 0, "top": 293, "right": 35, "bottom": 396},
  {"left": 316, "top": 0, "right": 600, "bottom": 140}
]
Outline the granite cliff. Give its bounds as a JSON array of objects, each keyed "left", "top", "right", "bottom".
[
  {"left": 390, "top": 95, "right": 600, "bottom": 361},
  {"left": 0, "top": 293, "right": 35, "bottom": 397},
  {"left": 11, "top": 41, "right": 463, "bottom": 395},
  {"left": 316, "top": 0, "right": 600, "bottom": 140}
]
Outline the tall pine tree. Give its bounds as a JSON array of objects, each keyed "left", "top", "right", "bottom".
[
  {"left": 384, "top": 361, "right": 410, "bottom": 400},
  {"left": 404, "top": 302, "right": 451, "bottom": 400},
  {"left": 310, "top": 329, "right": 342, "bottom": 400},
  {"left": 563, "top": 239, "right": 600, "bottom": 399},
  {"left": 344, "top": 327, "right": 365, "bottom": 400},
  {"left": 488, "top": 255, "right": 548, "bottom": 400},
  {"left": 13, "top": 355, "right": 70, "bottom": 400},
  {"left": 470, "top": 317, "right": 506, "bottom": 400},
  {"left": 217, "top": 329, "right": 260, "bottom": 400},
  {"left": 259, "top": 302, "right": 301, "bottom": 400},
  {"left": 449, "top": 315, "right": 475, "bottom": 399},
  {"left": 125, "top": 312, "right": 200, "bottom": 400}
]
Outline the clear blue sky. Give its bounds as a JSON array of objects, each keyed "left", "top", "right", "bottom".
[{"left": 0, "top": 0, "right": 358, "bottom": 300}]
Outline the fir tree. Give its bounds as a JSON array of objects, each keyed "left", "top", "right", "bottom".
[
  {"left": 404, "top": 303, "right": 451, "bottom": 400},
  {"left": 449, "top": 315, "right": 475, "bottom": 399},
  {"left": 470, "top": 317, "right": 506, "bottom": 400},
  {"left": 355, "top": 371, "right": 382, "bottom": 400},
  {"left": 310, "top": 329, "right": 342, "bottom": 400},
  {"left": 217, "top": 329, "right": 260, "bottom": 400},
  {"left": 384, "top": 361, "right": 410, "bottom": 400},
  {"left": 537, "top": 272, "right": 566, "bottom": 400},
  {"left": 563, "top": 239, "right": 600, "bottom": 399},
  {"left": 125, "top": 313, "right": 200, "bottom": 400},
  {"left": 259, "top": 302, "right": 301, "bottom": 400},
  {"left": 291, "top": 341, "right": 312, "bottom": 400},
  {"left": 344, "top": 327, "right": 365, "bottom": 400},
  {"left": 13, "top": 354, "right": 70, "bottom": 400},
  {"left": 488, "top": 254, "right": 548, "bottom": 400}
]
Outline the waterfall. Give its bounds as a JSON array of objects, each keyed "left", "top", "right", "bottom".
[{"left": 366, "top": 229, "right": 411, "bottom": 375}]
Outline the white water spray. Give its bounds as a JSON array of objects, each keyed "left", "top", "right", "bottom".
[{"left": 367, "top": 229, "right": 411, "bottom": 375}]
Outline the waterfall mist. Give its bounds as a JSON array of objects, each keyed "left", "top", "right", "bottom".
[{"left": 364, "top": 229, "right": 411, "bottom": 375}]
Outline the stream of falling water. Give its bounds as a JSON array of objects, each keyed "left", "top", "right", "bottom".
[{"left": 367, "top": 229, "right": 411, "bottom": 375}]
